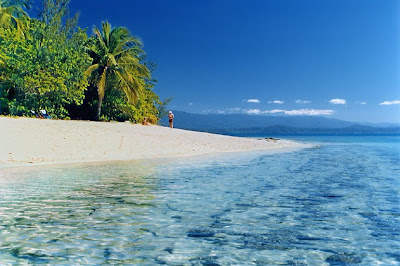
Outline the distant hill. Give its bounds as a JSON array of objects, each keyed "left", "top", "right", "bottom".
[{"left": 161, "top": 111, "right": 400, "bottom": 135}]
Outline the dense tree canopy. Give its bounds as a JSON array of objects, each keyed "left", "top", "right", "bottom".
[
  {"left": 0, "top": 0, "right": 170, "bottom": 122},
  {"left": 0, "top": 0, "right": 90, "bottom": 118}
]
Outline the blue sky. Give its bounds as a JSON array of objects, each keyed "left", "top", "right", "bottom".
[{"left": 35, "top": 0, "right": 399, "bottom": 123}]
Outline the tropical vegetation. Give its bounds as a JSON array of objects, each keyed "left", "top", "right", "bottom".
[
  {"left": 0, "top": 0, "right": 30, "bottom": 37},
  {"left": 0, "top": 0, "right": 169, "bottom": 123}
]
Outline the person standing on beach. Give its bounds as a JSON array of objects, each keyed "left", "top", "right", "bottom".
[{"left": 168, "top": 111, "right": 174, "bottom": 128}]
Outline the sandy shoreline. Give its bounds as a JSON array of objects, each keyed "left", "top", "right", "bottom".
[{"left": 0, "top": 117, "right": 307, "bottom": 168}]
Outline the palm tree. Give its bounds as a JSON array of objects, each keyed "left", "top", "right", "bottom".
[
  {"left": 0, "top": 0, "right": 30, "bottom": 37},
  {"left": 85, "top": 21, "right": 150, "bottom": 120}
]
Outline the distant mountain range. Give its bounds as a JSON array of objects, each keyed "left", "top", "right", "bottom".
[{"left": 161, "top": 111, "right": 400, "bottom": 135}]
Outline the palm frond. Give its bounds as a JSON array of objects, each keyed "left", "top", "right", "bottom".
[
  {"left": 101, "top": 21, "right": 111, "bottom": 48},
  {"left": 107, "top": 53, "right": 117, "bottom": 67},
  {"left": 84, "top": 63, "right": 99, "bottom": 77},
  {"left": 114, "top": 44, "right": 145, "bottom": 61},
  {"left": 114, "top": 68, "right": 139, "bottom": 103},
  {"left": 93, "top": 26, "right": 105, "bottom": 49},
  {"left": 3, "top": 0, "right": 32, "bottom": 9},
  {"left": 0, "top": 4, "right": 29, "bottom": 37},
  {"left": 109, "top": 27, "right": 129, "bottom": 52},
  {"left": 118, "top": 55, "right": 149, "bottom": 77}
]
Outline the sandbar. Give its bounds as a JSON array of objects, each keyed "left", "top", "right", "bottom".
[{"left": 0, "top": 117, "right": 307, "bottom": 167}]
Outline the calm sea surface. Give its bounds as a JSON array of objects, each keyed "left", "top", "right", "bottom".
[{"left": 0, "top": 135, "right": 399, "bottom": 265}]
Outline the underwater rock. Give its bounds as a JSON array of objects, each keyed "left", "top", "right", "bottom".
[
  {"left": 103, "top": 247, "right": 111, "bottom": 259},
  {"left": 164, "top": 247, "right": 173, "bottom": 254},
  {"left": 187, "top": 228, "right": 215, "bottom": 238},
  {"left": 326, "top": 252, "right": 363, "bottom": 264},
  {"left": 10, "top": 248, "right": 49, "bottom": 263}
]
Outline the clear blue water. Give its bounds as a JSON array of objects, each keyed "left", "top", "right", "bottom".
[{"left": 0, "top": 135, "right": 399, "bottom": 265}]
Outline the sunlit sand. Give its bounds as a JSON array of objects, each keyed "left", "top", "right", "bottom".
[{"left": 0, "top": 117, "right": 306, "bottom": 167}]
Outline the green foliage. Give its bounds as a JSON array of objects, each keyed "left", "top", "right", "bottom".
[
  {"left": 0, "top": 41, "right": 7, "bottom": 63},
  {"left": 0, "top": 0, "right": 167, "bottom": 122},
  {"left": 80, "top": 74, "right": 163, "bottom": 124},
  {"left": 0, "top": 0, "right": 91, "bottom": 118},
  {"left": 131, "top": 88, "right": 160, "bottom": 124},
  {"left": 0, "top": 85, "right": 9, "bottom": 114},
  {"left": 157, "top": 96, "right": 172, "bottom": 121}
]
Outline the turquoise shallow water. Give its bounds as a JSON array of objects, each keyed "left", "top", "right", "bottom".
[{"left": 0, "top": 135, "right": 399, "bottom": 265}]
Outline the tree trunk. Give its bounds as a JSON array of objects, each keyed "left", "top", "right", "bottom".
[{"left": 97, "top": 97, "right": 103, "bottom": 120}]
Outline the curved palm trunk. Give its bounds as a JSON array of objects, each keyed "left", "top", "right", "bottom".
[
  {"left": 97, "top": 96, "right": 103, "bottom": 120},
  {"left": 96, "top": 66, "right": 107, "bottom": 120}
]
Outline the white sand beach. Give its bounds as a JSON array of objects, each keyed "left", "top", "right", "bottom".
[{"left": 0, "top": 117, "right": 306, "bottom": 167}]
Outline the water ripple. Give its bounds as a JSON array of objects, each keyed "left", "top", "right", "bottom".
[{"left": 0, "top": 136, "right": 399, "bottom": 264}]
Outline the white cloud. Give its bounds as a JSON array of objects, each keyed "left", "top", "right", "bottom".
[
  {"left": 268, "top": 100, "right": 284, "bottom": 104},
  {"left": 247, "top": 99, "right": 260, "bottom": 103},
  {"left": 264, "top": 109, "right": 334, "bottom": 115},
  {"left": 296, "top": 100, "right": 311, "bottom": 104},
  {"left": 227, "top": 107, "right": 241, "bottom": 111},
  {"left": 245, "top": 109, "right": 262, "bottom": 114},
  {"left": 379, "top": 100, "right": 400, "bottom": 105},
  {"left": 329, "top": 98, "right": 346, "bottom": 105},
  {"left": 284, "top": 109, "right": 334, "bottom": 115},
  {"left": 265, "top": 109, "right": 285, "bottom": 114},
  {"left": 188, "top": 102, "right": 193, "bottom": 106}
]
